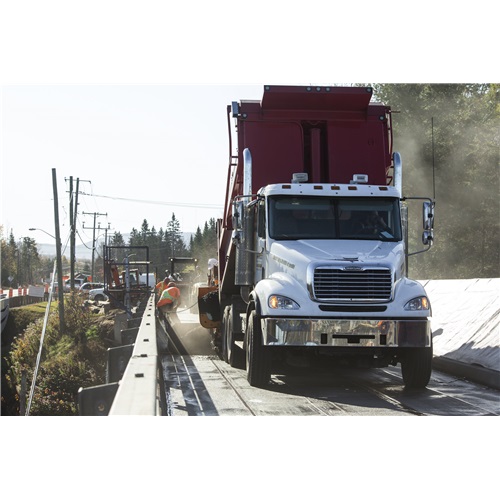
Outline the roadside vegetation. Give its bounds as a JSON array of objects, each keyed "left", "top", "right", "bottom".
[{"left": 2, "top": 293, "right": 116, "bottom": 416}]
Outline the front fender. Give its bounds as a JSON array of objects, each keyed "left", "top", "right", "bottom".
[
  {"left": 251, "top": 272, "right": 310, "bottom": 317},
  {"left": 394, "top": 278, "right": 432, "bottom": 317}
]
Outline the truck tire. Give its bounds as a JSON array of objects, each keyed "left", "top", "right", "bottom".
[
  {"left": 226, "top": 306, "right": 245, "bottom": 369},
  {"left": 401, "top": 346, "right": 433, "bottom": 389},
  {"left": 246, "top": 310, "right": 270, "bottom": 387}
]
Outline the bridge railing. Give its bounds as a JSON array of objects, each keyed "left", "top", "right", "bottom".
[{"left": 78, "top": 292, "right": 161, "bottom": 416}]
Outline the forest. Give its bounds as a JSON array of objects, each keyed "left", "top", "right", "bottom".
[
  {"left": 1, "top": 84, "right": 498, "bottom": 286},
  {"left": 369, "top": 84, "right": 499, "bottom": 278},
  {"left": 0, "top": 214, "right": 217, "bottom": 287}
]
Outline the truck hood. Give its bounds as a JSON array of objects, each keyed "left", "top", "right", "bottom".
[{"left": 268, "top": 239, "right": 404, "bottom": 276}]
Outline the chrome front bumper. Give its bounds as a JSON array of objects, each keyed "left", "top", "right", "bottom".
[{"left": 262, "top": 318, "right": 431, "bottom": 348}]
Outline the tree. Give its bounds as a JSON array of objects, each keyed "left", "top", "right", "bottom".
[
  {"left": 109, "top": 231, "right": 126, "bottom": 247},
  {"left": 108, "top": 232, "right": 127, "bottom": 263},
  {"left": 128, "top": 227, "right": 141, "bottom": 246},
  {"left": 370, "top": 84, "right": 499, "bottom": 279},
  {"left": 13, "top": 236, "right": 40, "bottom": 286},
  {"left": 189, "top": 218, "right": 217, "bottom": 279},
  {"left": 165, "top": 213, "right": 187, "bottom": 258},
  {"left": 1, "top": 227, "right": 17, "bottom": 287}
]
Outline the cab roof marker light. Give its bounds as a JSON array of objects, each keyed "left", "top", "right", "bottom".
[
  {"left": 350, "top": 174, "right": 369, "bottom": 184},
  {"left": 292, "top": 173, "right": 308, "bottom": 184}
]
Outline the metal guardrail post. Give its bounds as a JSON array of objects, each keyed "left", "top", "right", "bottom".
[
  {"left": 106, "top": 344, "right": 135, "bottom": 383},
  {"left": 78, "top": 383, "right": 119, "bottom": 416},
  {"left": 121, "top": 327, "right": 139, "bottom": 345}
]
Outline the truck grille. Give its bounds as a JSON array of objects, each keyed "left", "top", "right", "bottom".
[{"left": 313, "top": 267, "right": 392, "bottom": 301}]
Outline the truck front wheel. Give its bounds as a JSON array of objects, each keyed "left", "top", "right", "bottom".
[
  {"left": 246, "top": 310, "right": 271, "bottom": 387},
  {"left": 401, "top": 347, "right": 433, "bottom": 389}
]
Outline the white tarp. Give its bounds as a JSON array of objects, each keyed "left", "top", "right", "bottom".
[{"left": 420, "top": 278, "right": 500, "bottom": 371}]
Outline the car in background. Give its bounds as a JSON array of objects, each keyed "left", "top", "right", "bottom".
[
  {"left": 88, "top": 287, "right": 109, "bottom": 302},
  {"left": 64, "top": 277, "right": 86, "bottom": 292},
  {"left": 79, "top": 282, "right": 104, "bottom": 295}
]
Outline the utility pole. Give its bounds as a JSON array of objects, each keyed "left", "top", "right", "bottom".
[
  {"left": 69, "top": 176, "right": 75, "bottom": 291},
  {"left": 52, "top": 168, "right": 65, "bottom": 333},
  {"left": 73, "top": 178, "right": 80, "bottom": 281},
  {"left": 66, "top": 177, "right": 89, "bottom": 289},
  {"left": 104, "top": 222, "right": 111, "bottom": 247},
  {"left": 83, "top": 211, "right": 107, "bottom": 282}
]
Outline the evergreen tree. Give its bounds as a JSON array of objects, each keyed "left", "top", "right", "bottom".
[
  {"left": 109, "top": 231, "right": 126, "bottom": 247},
  {"left": 165, "top": 213, "right": 187, "bottom": 258},
  {"left": 190, "top": 217, "right": 218, "bottom": 280},
  {"left": 370, "top": 83, "right": 499, "bottom": 279},
  {"left": 106, "top": 231, "right": 127, "bottom": 265},
  {"left": 128, "top": 227, "right": 140, "bottom": 246},
  {"left": 1, "top": 227, "right": 17, "bottom": 287},
  {"left": 15, "top": 236, "right": 40, "bottom": 286}
]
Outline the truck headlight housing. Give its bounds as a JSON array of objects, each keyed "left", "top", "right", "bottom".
[
  {"left": 404, "top": 296, "right": 430, "bottom": 311},
  {"left": 268, "top": 295, "right": 300, "bottom": 310}
]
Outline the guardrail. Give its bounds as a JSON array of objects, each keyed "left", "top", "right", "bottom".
[
  {"left": 78, "top": 292, "right": 161, "bottom": 415},
  {"left": 1, "top": 296, "right": 9, "bottom": 334}
]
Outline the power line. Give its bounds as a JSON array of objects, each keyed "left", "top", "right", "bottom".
[{"left": 78, "top": 191, "right": 222, "bottom": 209}]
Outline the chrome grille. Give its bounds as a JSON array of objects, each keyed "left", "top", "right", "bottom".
[{"left": 313, "top": 267, "right": 392, "bottom": 301}]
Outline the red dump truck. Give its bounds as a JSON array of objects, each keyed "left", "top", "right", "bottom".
[{"left": 198, "top": 85, "right": 435, "bottom": 388}]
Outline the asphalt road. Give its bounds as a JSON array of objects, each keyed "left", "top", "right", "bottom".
[{"left": 159, "top": 317, "right": 500, "bottom": 417}]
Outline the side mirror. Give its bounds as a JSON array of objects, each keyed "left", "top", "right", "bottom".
[
  {"left": 232, "top": 229, "right": 242, "bottom": 246},
  {"left": 422, "top": 229, "right": 434, "bottom": 246},
  {"left": 232, "top": 200, "right": 243, "bottom": 230},
  {"left": 423, "top": 201, "right": 434, "bottom": 231}
]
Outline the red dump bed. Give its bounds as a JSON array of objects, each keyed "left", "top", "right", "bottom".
[{"left": 224, "top": 85, "right": 393, "bottom": 225}]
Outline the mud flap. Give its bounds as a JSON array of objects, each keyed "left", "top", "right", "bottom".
[{"left": 198, "top": 286, "right": 220, "bottom": 329}]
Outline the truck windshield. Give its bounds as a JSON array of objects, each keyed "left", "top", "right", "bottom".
[{"left": 268, "top": 196, "right": 402, "bottom": 241}]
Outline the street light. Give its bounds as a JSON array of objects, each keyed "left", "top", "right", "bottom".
[
  {"left": 29, "top": 228, "right": 60, "bottom": 288},
  {"left": 29, "top": 228, "right": 56, "bottom": 239},
  {"left": 29, "top": 227, "right": 58, "bottom": 286},
  {"left": 30, "top": 227, "right": 64, "bottom": 330}
]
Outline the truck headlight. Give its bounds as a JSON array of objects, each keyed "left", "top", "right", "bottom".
[
  {"left": 269, "top": 295, "right": 300, "bottom": 310},
  {"left": 404, "top": 296, "right": 430, "bottom": 311}
]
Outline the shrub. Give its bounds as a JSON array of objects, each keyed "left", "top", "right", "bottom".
[{"left": 5, "top": 293, "right": 113, "bottom": 415}]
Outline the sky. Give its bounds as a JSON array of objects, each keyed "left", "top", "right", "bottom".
[
  {"left": 1, "top": 2, "right": 495, "bottom": 251},
  {"left": 1, "top": 84, "right": 264, "bottom": 246}
]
